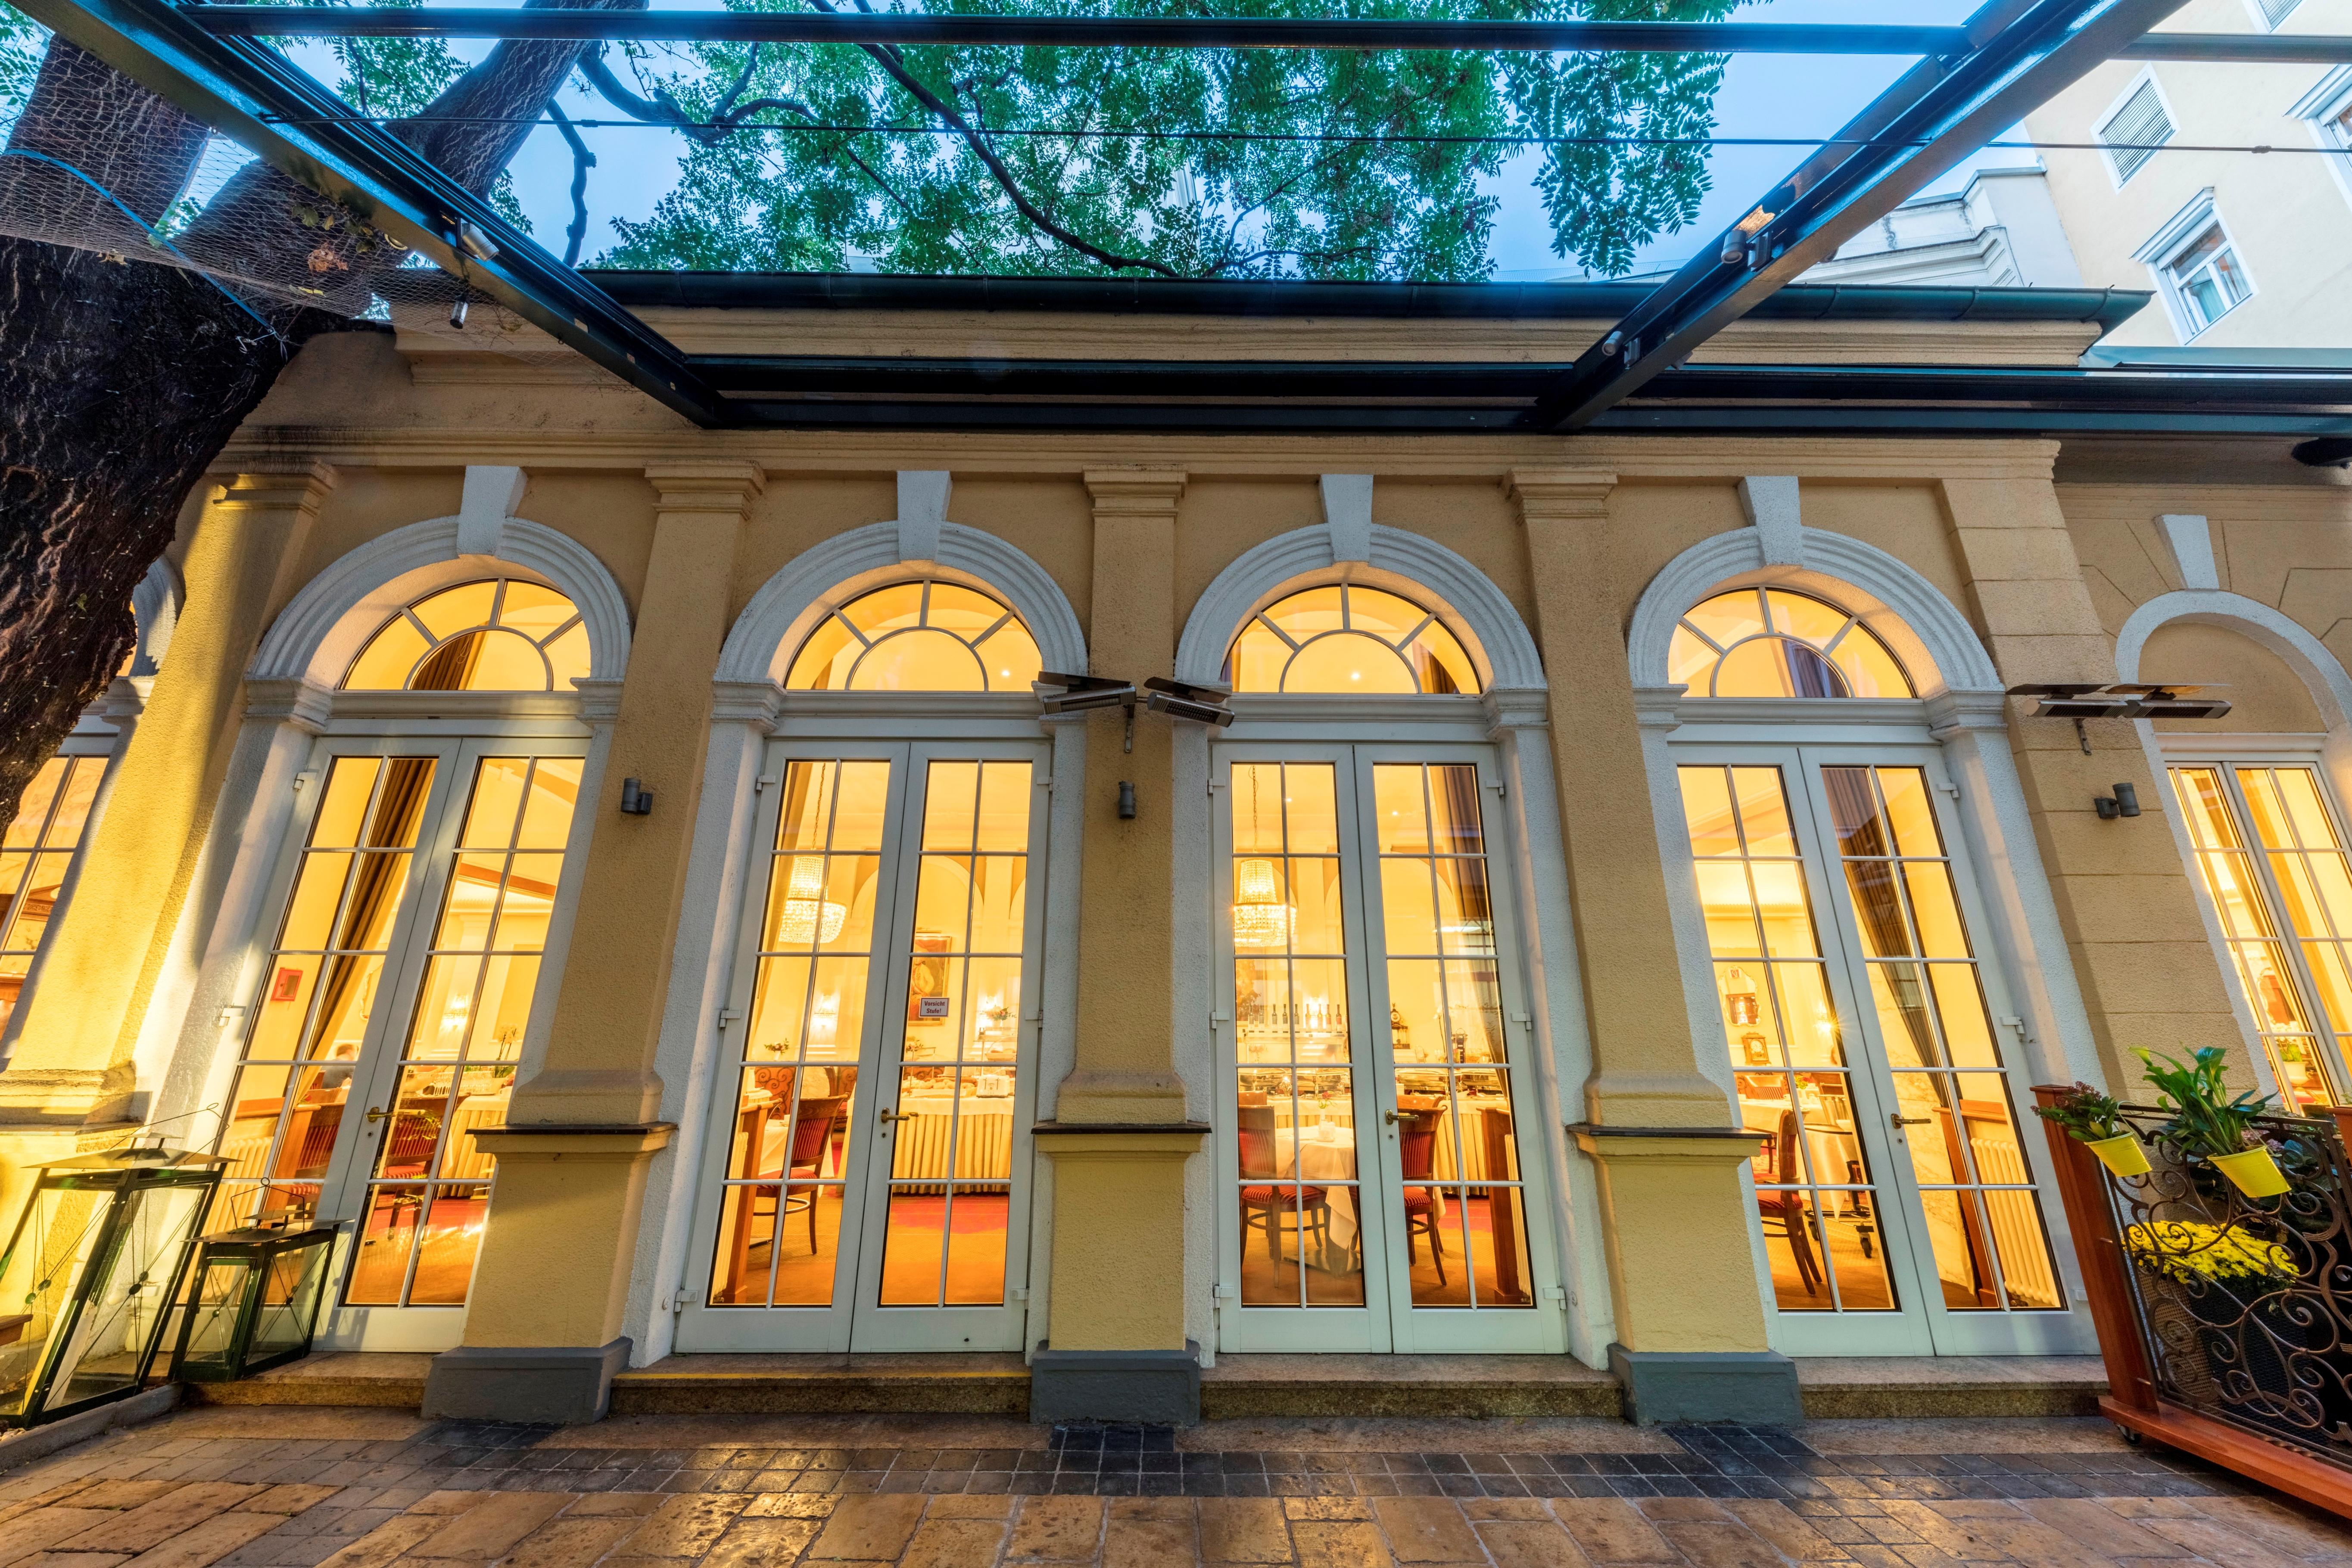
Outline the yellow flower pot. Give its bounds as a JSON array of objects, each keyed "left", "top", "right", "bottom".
[
  {"left": 2084, "top": 1132, "right": 2151, "bottom": 1179},
  {"left": 2209, "top": 1146, "right": 2290, "bottom": 1198}
]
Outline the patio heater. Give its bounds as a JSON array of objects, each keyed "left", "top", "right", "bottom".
[
  {"left": 0, "top": 1145, "right": 223, "bottom": 1426},
  {"left": 171, "top": 1223, "right": 336, "bottom": 1383}
]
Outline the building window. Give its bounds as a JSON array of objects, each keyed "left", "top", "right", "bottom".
[
  {"left": 2162, "top": 222, "right": 2252, "bottom": 335},
  {"left": 785, "top": 579, "right": 1041, "bottom": 693},
  {"left": 2099, "top": 78, "right": 2175, "bottom": 184},
  {"left": 1225, "top": 584, "right": 1480, "bottom": 694},
  {"left": 0, "top": 756, "right": 106, "bottom": 1033},
  {"left": 2253, "top": 0, "right": 2302, "bottom": 26},
  {"left": 344, "top": 579, "right": 589, "bottom": 692},
  {"left": 1667, "top": 588, "right": 1912, "bottom": 700},
  {"left": 2170, "top": 764, "right": 2352, "bottom": 1116}
]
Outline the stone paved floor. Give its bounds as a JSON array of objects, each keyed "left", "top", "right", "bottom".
[{"left": 0, "top": 1406, "right": 2346, "bottom": 1568}]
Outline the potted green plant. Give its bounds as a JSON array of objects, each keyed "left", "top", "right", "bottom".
[
  {"left": 2137, "top": 1047, "right": 2289, "bottom": 1197},
  {"left": 2033, "top": 1082, "right": 2150, "bottom": 1178}
]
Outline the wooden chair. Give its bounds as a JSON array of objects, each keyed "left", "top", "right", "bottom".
[
  {"left": 1754, "top": 1108, "right": 1825, "bottom": 1297},
  {"left": 768, "top": 1095, "right": 847, "bottom": 1254},
  {"left": 1396, "top": 1112, "right": 1447, "bottom": 1285},
  {"left": 1237, "top": 1104, "right": 1330, "bottom": 1266}
]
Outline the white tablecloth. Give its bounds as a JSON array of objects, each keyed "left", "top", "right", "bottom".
[{"left": 891, "top": 1096, "right": 1016, "bottom": 1188}]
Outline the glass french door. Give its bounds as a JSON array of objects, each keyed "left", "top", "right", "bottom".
[
  {"left": 677, "top": 739, "right": 1045, "bottom": 1353},
  {"left": 1212, "top": 743, "right": 1562, "bottom": 1355},
  {"left": 1675, "top": 744, "right": 2085, "bottom": 1356},
  {"left": 213, "top": 737, "right": 586, "bottom": 1348},
  {"left": 2168, "top": 761, "right": 2352, "bottom": 1115}
]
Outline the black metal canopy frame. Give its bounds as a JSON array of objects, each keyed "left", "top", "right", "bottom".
[{"left": 12, "top": 0, "right": 2352, "bottom": 442}]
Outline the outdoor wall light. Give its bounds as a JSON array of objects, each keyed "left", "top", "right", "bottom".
[
  {"left": 2094, "top": 783, "right": 2142, "bottom": 821},
  {"left": 1033, "top": 671, "right": 1137, "bottom": 714},
  {"left": 620, "top": 777, "right": 653, "bottom": 815},
  {"left": 1118, "top": 781, "right": 1137, "bottom": 820}
]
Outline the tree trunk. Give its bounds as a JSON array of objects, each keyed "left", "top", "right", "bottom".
[{"left": 0, "top": 3, "right": 639, "bottom": 836}]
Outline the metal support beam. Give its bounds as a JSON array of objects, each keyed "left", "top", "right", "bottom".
[
  {"left": 186, "top": 8, "right": 2352, "bottom": 61},
  {"left": 13, "top": 0, "right": 727, "bottom": 426},
  {"left": 1525, "top": 0, "right": 2196, "bottom": 432}
]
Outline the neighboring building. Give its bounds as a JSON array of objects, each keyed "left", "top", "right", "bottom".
[
  {"left": 0, "top": 275, "right": 2348, "bottom": 1429},
  {"left": 1803, "top": 168, "right": 2087, "bottom": 289},
  {"left": 2023, "top": 0, "right": 2352, "bottom": 346}
]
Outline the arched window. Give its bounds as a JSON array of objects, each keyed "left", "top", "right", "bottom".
[
  {"left": 785, "top": 579, "right": 1042, "bottom": 693},
  {"left": 343, "top": 579, "right": 590, "bottom": 692},
  {"left": 1668, "top": 588, "right": 1912, "bottom": 700},
  {"left": 1225, "top": 584, "right": 1480, "bottom": 695}
]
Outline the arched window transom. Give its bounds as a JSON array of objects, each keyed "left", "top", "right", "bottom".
[
  {"left": 1669, "top": 588, "right": 1912, "bottom": 700},
  {"left": 785, "top": 578, "right": 1042, "bottom": 692},
  {"left": 1225, "top": 584, "right": 1480, "bottom": 695},
  {"left": 344, "top": 578, "right": 589, "bottom": 692}
]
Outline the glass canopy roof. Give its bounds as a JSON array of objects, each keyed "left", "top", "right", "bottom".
[{"left": 0, "top": 0, "right": 2345, "bottom": 434}]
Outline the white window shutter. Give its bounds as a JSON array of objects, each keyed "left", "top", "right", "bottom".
[{"left": 2102, "top": 80, "right": 2175, "bottom": 182}]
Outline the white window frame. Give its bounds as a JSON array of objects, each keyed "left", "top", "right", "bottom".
[
  {"left": 2242, "top": 0, "right": 2303, "bottom": 31},
  {"left": 2093, "top": 67, "right": 2178, "bottom": 189},
  {"left": 2133, "top": 190, "right": 2257, "bottom": 342},
  {"left": 2292, "top": 65, "right": 2352, "bottom": 214}
]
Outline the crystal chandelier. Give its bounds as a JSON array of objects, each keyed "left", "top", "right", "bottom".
[
  {"left": 1231, "top": 855, "right": 1293, "bottom": 948},
  {"left": 775, "top": 855, "right": 848, "bottom": 945}
]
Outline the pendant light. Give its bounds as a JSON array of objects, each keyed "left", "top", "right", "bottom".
[
  {"left": 775, "top": 855, "right": 848, "bottom": 945},
  {"left": 1231, "top": 769, "right": 1294, "bottom": 948}
]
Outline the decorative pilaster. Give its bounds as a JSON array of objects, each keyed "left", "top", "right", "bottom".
[
  {"left": 1507, "top": 470, "right": 1782, "bottom": 1402},
  {"left": 442, "top": 459, "right": 760, "bottom": 1412},
  {"left": 1936, "top": 472, "right": 2247, "bottom": 1091},
  {"left": 3, "top": 462, "right": 335, "bottom": 1132}
]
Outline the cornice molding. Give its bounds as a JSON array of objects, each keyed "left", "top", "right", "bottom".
[
  {"left": 1505, "top": 467, "right": 1618, "bottom": 521},
  {"left": 207, "top": 460, "right": 337, "bottom": 520},
  {"left": 644, "top": 458, "right": 766, "bottom": 515},
  {"left": 1084, "top": 467, "right": 1188, "bottom": 516}
]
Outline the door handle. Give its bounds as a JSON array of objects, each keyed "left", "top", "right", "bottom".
[
  {"left": 879, "top": 1110, "right": 913, "bottom": 1124},
  {"left": 364, "top": 1106, "right": 390, "bottom": 1124},
  {"left": 1383, "top": 1111, "right": 1407, "bottom": 1126},
  {"left": 1890, "top": 1114, "right": 1929, "bottom": 1129}
]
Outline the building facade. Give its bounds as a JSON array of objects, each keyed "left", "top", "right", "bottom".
[
  {"left": 2023, "top": 0, "right": 2352, "bottom": 348},
  {"left": 0, "top": 277, "right": 2345, "bottom": 1426}
]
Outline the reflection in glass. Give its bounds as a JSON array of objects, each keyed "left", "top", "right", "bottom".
[
  {"left": 214, "top": 756, "right": 436, "bottom": 1236},
  {"left": 349, "top": 755, "right": 581, "bottom": 1307},
  {"left": 711, "top": 759, "right": 888, "bottom": 1307},
  {"left": 1679, "top": 763, "right": 1894, "bottom": 1314},
  {"left": 0, "top": 754, "right": 105, "bottom": 1034},
  {"left": 1821, "top": 765, "right": 2059, "bottom": 1313},
  {"left": 2170, "top": 765, "right": 2352, "bottom": 1113},
  {"left": 878, "top": 761, "right": 1031, "bottom": 1308}
]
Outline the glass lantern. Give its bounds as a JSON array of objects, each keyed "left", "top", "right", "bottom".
[
  {"left": 0, "top": 1147, "right": 222, "bottom": 1426},
  {"left": 171, "top": 1225, "right": 335, "bottom": 1383}
]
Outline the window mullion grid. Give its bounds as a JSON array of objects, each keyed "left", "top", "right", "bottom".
[
  {"left": 2228, "top": 769, "right": 2352, "bottom": 1104},
  {"left": 1739, "top": 769, "right": 1846, "bottom": 1314}
]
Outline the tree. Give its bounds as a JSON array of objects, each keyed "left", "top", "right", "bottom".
[
  {"left": 0, "top": 0, "right": 1734, "bottom": 832},
  {"left": 595, "top": 0, "right": 1734, "bottom": 280}
]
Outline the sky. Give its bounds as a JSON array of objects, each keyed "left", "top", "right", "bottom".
[{"left": 285, "top": 0, "right": 2028, "bottom": 281}]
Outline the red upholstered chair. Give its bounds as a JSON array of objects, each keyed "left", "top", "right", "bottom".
[
  {"left": 1237, "top": 1104, "right": 1330, "bottom": 1266},
  {"left": 1396, "top": 1112, "right": 1447, "bottom": 1285}
]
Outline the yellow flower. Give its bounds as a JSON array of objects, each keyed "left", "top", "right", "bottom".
[{"left": 2125, "top": 1220, "right": 2296, "bottom": 1284}]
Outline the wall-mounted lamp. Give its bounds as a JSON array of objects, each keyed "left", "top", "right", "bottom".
[
  {"left": 620, "top": 777, "right": 654, "bottom": 815},
  {"left": 1117, "top": 781, "right": 1137, "bottom": 820},
  {"left": 2094, "top": 782, "right": 2142, "bottom": 821}
]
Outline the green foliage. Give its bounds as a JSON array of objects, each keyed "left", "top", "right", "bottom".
[
  {"left": 2032, "top": 1081, "right": 2126, "bottom": 1144},
  {"left": 598, "top": 0, "right": 1735, "bottom": 280},
  {"left": 0, "top": 3, "right": 49, "bottom": 115},
  {"left": 2137, "top": 1046, "right": 2275, "bottom": 1161},
  {"left": 2125, "top": 1220, "right": 2297, "bottom": 1286}
]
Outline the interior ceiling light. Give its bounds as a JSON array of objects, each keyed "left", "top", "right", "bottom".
[{"left": 774, "top": 855, "right": 847, "bottom": 945}]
